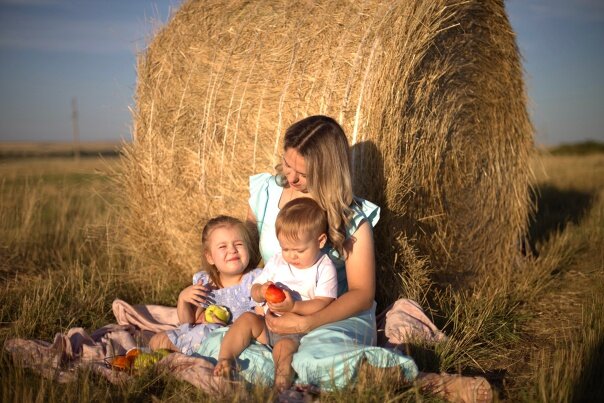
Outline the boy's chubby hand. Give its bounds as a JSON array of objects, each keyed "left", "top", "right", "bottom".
[
  {"left": 266, "top": 289, "right": 294, "bottom": 314},
  {"left": 252, "top": 281, "right": 274, "bottom": 302},
  {"left": 258, "top": 281, "right": 273, "bottom": 301}
]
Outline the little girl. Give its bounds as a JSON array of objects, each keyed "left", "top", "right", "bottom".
[{"left": 149, "top": 215, "right": 261, "bottom": 355}]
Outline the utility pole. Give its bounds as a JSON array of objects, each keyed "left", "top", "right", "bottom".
[{"left": 71, "top": 97, "right": 81, "bottom": 161}]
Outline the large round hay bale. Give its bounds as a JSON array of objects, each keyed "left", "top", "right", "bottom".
[{"left": 120, "top": 0, "right": 533, "bottom": 298}]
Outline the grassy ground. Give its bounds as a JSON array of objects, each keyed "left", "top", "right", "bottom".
[{"left": 1, "top": 151, "right": 602, "bottom": 402}]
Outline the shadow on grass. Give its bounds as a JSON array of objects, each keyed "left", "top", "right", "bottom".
[
  {"left": 572, "top": 335, "right": 604, "bottom": 402},
  {"left": 526, "top": 184, "right": 594, "bottom": 256}
]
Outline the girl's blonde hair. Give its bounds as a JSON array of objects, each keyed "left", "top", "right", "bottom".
[
  {"left": 275, "top": 198, "right": 328, "bottom": 243},
  {"left": 200, "top": 215, "right": 259, "bottom": 288},
  {"left": 276, "top": 115, "right": 353, "bottom": 257}
]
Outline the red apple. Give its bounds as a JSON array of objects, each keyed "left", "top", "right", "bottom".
[
  {"left": 125, "top": 348, "right": 141, "bottom": 366},
  {"left": 265, "top": 284, "right": 286, "bottom": 303},
  {"left": 110, "top": 355, "right": 131, "bottom": 370}
]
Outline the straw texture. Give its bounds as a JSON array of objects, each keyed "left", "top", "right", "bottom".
[{"left": 119, "top": 0, "right": 533, "bottom": 298}]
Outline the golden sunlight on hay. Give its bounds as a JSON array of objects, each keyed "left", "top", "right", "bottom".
[{"left": 119, "top": 0, "right": 533, "bottom": 296}]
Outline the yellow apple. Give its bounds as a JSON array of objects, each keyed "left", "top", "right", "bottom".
[{"left": 204, "top": 304, "right": 231, "bottom": 324}]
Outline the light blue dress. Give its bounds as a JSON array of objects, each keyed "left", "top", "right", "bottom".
[
  {"left": 196, "top": 174, "right": 418, "bottom": 388},
  {"left": 167, "top": 269, "right": 261, "bottom": 355}
]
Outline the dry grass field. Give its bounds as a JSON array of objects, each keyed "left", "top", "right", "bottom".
[
  {"left": 0, "top": 141, "right": 120, "bottom": 159},
  {"left": 0, "top": 146, "right": 603, "bottom": 402}
]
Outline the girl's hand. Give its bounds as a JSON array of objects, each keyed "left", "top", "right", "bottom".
[
  {"left": 265, "top": 310, "right": 311, "bottom": 334},
  {"left": 266, "top": 289, "right": 294, "bottom": 314},
  {"left": 179, "top": 281, "right": 211, "bottom": 307}
]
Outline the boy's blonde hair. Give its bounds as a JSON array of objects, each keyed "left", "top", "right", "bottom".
[
  {"left": 276, "top": 115, "right": 353, "bottom": 257},
  {"left": 275, "top": 198, "right": 328, "bottom": 243},
  {"left": 201, "top": 215, "right": 259, "bottom": 288}
]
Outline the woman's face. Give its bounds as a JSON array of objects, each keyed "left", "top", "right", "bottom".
[{"left": 282, "top": 148, "right": 308, "bottom": 192}]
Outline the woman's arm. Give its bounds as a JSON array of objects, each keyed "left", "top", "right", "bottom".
[
  {"left": 265, "top": 220, "right": 376, "bottom": 334},
  {"left": 266, "top": 291, "right": 334, "bottom": 316},
  {"left": 289, "top": 297, "right": 333, "bottom": 316},
  {"left": 246, "top": 205, "right": 257, "bottom": 226}
]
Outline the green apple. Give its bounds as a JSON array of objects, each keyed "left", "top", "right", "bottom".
[
  {"left": 133, "top": 352, "right": 160, "bottom": 370},
  {"left": 204, "top": 304, "right": 231, "bottom": 324},
  {"left": 132, "top": 349, "right": 171, "bottom": 370},
  {"left": 154, "top": 348, "right": 171, "bottom": 359}
]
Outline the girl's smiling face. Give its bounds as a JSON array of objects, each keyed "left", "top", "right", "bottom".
[
  {"left": 205, "top": 226, "right": 250, "bottom": 277},
  {"left": 282, "top": 148, "right": 308, "bottom": 192}
]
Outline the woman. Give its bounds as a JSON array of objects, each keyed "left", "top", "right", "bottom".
[{"left": 198, "top": 115, "right": 492, "bottom": 402}]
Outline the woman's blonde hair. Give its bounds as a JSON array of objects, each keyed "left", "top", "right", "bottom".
[
  {"left": 275, "top": 198, "right": 328, "bottom": 243},
  {"left": 200, "top": 215, "right": 259, "bottom": 288},
  {"left": 276, "top": 115, "right": 353, "bottom": 257}
]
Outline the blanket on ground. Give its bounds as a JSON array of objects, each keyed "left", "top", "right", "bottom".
[{"left": 4, "top": 298, "right": 445, "bottom": 393}]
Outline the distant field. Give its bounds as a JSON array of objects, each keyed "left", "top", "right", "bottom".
[
  {"left": 543, "top": 140, "right": 604, "bottom": 156},
  {"left": 0, "top": 141, "right": 122, "bottom": 159},
  {"left": 3, "top": 139, "right": 602, "bottom": 159}
]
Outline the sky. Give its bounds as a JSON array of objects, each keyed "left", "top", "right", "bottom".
[{"left": 0, "top": 0, "right": 602, "bottom": 146}]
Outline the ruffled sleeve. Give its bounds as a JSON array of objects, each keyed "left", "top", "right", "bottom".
[
  {"left": 345, "top": 196, "right": 381, "bottom": 237},
  {"left": 248, "top": 173, "right": 273, "bottom": 232},
  {"left": 242, "top": 268, "right": 263, "bottom": 288},
  {"left": 249, "top": 173, "right": 285, "bottom": 263},
  {"left": 192, "top": 271, "right": 209, "bottom": 285}
]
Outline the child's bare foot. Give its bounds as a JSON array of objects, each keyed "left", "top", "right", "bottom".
[
  {"left": 418, "top": 372, "right": 493, "bottom": 403},
  {"left": 213, "top": 358, "right": 235, "bottom": 379}
]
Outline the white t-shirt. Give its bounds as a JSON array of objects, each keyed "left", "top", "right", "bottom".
[{"left": 253, "top": 253, "right": 338, "bottom": 302}]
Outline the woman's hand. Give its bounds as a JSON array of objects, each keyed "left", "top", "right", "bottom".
[
  {"left": 265, "top": 310, "right": 311, "bottom": 334},
  {"left": 266, "top": 289, "right": 294, "bottom": 314}
]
